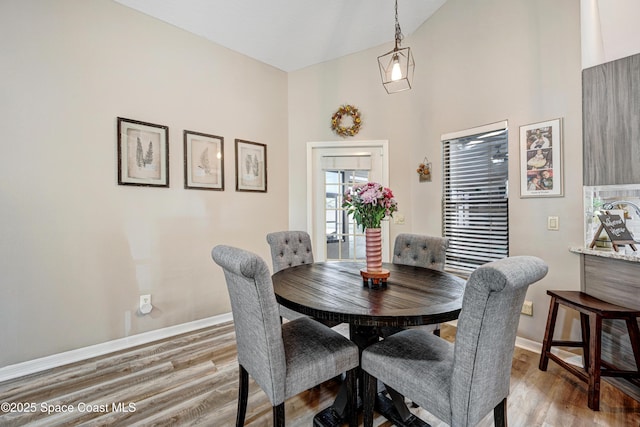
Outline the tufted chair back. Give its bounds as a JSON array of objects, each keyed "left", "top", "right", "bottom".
[
  {"left": 361, "top": 256, "right": 548, "bottom": 427},
  {"left": 380, "top": 233, "right": 450, "bottom": 338},
  {"left": 450, "top": 256, "right": 548, "bottom": 425},
  {"left": 212, "top": 244, "right": 360, "bottom": 426},
  {"left": 211, "top": 245, "right": 286, "bottom": 404},
  {"left": 392, "top": 233, "right": 449, "bottom": 271},
  {"left": 266, "top": 231, "right": 314, "bottom": 273}
]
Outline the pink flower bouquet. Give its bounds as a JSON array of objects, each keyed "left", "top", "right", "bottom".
[{"left": 342, "top": 182, "right": 398, "bottom": 230}]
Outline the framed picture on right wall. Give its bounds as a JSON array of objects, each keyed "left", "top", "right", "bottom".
[{"left": 519, "top": 118, "right": 563, "bottom": 198}]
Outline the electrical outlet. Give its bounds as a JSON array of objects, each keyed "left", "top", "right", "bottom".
[
  {"left": 139, "top": 294, "right": 153, "bottom": 314},
  {"left": 521, "top": 300, "right": 533, "bottom": 316},
  {"left": 394, "top": 213, "right": 405, "bottom": 225}
]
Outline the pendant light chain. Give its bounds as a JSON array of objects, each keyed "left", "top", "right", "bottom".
[{"left": 394, "top": 0, "right": 404, "bottom": 50}]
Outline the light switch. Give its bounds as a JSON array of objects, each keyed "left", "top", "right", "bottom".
[{"left": 547, "top": 216, "right": 559, "bottom": 231}]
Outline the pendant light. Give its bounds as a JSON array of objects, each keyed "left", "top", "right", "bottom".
[{"left": 377, "top": 0, "right": 415, "bottom": 94}]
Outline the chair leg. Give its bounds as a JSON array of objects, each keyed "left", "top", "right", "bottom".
[
  {"left": 363, "top": 370, "right": 377, "bottom": 427},
  {"left": 539, "top": 297, "right": 559, "bottom": 371},
  {"left": 493, "top": 397, "right": 507, "bottom": 427},
  {"left": 272, "top": 403, "right": 285, "bottom": 427},
  {"left": 236, "top": 365, "right": 249, "bottom": 427},
  {"left": 580, "top": 313, "right": 591, "bottom": 368},
  {"left": 345, "top": 368, "right": 358, "bottom": 427},
  {"left": 587, "top": 313, "right": 602, "bottom": 411},
  {"left": 433, "top": 324, "right": 441, "bottom": 337}
]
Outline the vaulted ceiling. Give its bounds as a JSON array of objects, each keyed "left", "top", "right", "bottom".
[{"left": 114, "top": 0, "right": 447, "bottom": 72}]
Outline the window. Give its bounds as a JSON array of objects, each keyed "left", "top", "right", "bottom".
[{"left": 442, "top": 122, "right": 509, "bottom": 276}]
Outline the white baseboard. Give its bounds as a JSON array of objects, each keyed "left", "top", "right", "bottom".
[
  {"left": 446, "top": 321, "right": 579, "bottom": 361},
  {"left": 515, "top": 335, "right": 580, "bottom": 362},
  {"left": 515, "top": 335, "right": 543, "bottom": 353},
  {"left": 0, "top": 312, "right": 233, "bottom": 383}
]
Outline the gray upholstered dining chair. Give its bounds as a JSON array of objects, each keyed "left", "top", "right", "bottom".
[
  {"left": 212, "top": 245, "right": 359, "bottom": 427},
  {"left": 362, "top": 256, "right": 548, "bottom": 427},
  {"left": 266, "top": 230, "right": 315, "bottom": 321},
  {"left": 382, "top": 233, "right": 450, "bottom": 337},
  {"left": 393, "top": 233, "right": 449, "bottom": 271}
]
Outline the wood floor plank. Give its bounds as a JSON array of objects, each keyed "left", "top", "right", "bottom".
[
  {"left": 0, "top": 333, "right": 229, "bottom": 404},
  {"left": 0, "top": 362, "right": 177, "bottom": 425},
  {"left": 75, "top": 362, "right": 228, "bottom": 427},
  {"left": 20, "top": 362, "right": 218, "bottom": 427},
  {"left": 0, "top": 324, "right": 234, "bottom": 396}
]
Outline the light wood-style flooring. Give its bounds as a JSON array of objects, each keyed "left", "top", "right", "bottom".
[{"left": 1, "top": 322, "right": 639, "bottom": 426}]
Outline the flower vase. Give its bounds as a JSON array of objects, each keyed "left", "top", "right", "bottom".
[{"left": 365, "top": 228, "right": 383, "bottom": 272}]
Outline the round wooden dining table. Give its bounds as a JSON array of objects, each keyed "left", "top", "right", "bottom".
[{"left": 272, "top": 261, "right": 466, "bottom": 427}]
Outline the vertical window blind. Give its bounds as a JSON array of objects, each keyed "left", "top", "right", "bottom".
[{"left": 442, "top": 122, "right": 509, "bottom": 276}]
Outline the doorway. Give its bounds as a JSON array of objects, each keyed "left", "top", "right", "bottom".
[{"left": 307, "top": 141, "right": 389, "bottom": 262}]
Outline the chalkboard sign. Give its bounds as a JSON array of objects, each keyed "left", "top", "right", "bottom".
[{"left": 589, "top": 214, "right": 637, "bottom": 252}]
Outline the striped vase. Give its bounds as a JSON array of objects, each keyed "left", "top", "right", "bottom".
[{"left": 365, "top": 228, "right": 383, "bottom": 272}]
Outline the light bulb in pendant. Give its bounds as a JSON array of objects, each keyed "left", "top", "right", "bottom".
[{"left": 391, "top": 56, "right": 402, "bottom": 81}]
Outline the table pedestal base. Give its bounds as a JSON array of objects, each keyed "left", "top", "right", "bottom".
[
  {"left": 374, "top": 392, "right": 430, "bottom": 427},
  {"left": 312, "top": 324, "right": 431, "bottom": 427},
  {"left": 312, "top": 407, "right": 343, "bottom": 427},
  {"left": 312, "top": 391, "right": 430, "bottom": 427}
]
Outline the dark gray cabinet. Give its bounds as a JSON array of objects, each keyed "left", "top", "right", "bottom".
[{"left": 583, "top": 53, "right": 640, "bottom": 186}]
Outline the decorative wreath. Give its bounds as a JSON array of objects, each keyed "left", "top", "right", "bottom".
[
  {"left": 417, "top": 163, "right": 431, "bottom": 177},
  {"left": 331, "top": 105, "right": 362, "bottom": 137}
]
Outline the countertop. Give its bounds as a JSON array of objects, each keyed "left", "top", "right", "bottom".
[{"left": 569, "top": 246, "right": 640, "bottom": 263}]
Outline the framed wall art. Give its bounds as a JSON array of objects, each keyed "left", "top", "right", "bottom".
[
  {"left": 520, "top": 118, "right": 563, "bottom": 198},
  {"left": 184, "top": 130, "right": 224, "bottom": 190},
  {"left": 235, "top": 139, "right": 267, "bottom": 192},
  {"left": 117, "top": 117, "right": 169, "bottom": 187}
]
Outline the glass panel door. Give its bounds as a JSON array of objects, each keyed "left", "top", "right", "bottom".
[
  {"left": 324, "top": 170, "right": 369, "bottom": 260},
  {"left": 308, "top": 142, "right": 388, "bottom": 262}
]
